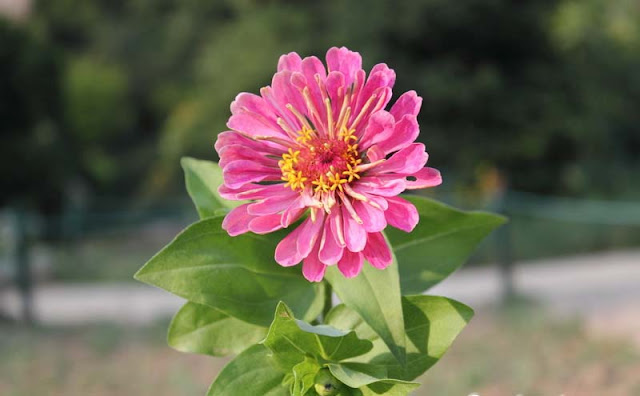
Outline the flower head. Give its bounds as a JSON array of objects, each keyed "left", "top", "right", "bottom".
[{"left": 216, "top": 47, "right": 441, "bottom": 282}]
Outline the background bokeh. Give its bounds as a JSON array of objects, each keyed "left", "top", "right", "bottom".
[{"left": 1, "top": 1, "right": 639, "bottom": 395}]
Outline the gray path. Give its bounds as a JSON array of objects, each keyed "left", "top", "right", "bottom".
[{"left": 1, "top": 250, "right": 639, "bottom": 342}]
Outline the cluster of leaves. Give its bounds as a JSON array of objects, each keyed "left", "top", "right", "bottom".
[{"left": 135, "top": 158, "right": 505, "bottom": 395}]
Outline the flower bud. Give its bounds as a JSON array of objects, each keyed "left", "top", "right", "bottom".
[{"left": 314, "top": 368, "right": 342, "bottom": 396}]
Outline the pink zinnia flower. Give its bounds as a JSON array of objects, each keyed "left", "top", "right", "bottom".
[{"left": 216, "top": 47, "right": 441, "bottom": 282}]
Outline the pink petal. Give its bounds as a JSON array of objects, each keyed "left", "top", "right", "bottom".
[
  {"left": 222, "top": 160, "right": 281, "bottom": 189},
  {"left": 296, "top": 210, "right": 326, "bottom": 259},
  {"left": 219, "top": 184, "right": 287, "bottom": 201},
  {"left": 221, "top": 204, "right": 254, "bottom": 236},
  {"left": 390, "top": 90, "right": 422, "bottom": 120},
  {"left": 376, "top": 114, "right": 419, "bottom": 155},
  {"left": 353, "top": 176, "right": 406, "bottom": 197},
  {"left": 230, "top": 93, "right": 278, "bottom": 122},
  {"left": 342, "top": 205, "right": 367, "bottom": 252},
  {"left": 215, "top": 131, "right": 281, "bottom": 155},
  {"left": 325, "top": 71, "right": 346, "bottom": 113},
  {"left": 353, "top": 200, "right": 387, "bottom": 233},
  {"left": 350, "top": 69, "right": 366, "bottom": 106},
  {"left": 272, "top": 71, "right": 307, "bottom": 125},
  {"left": 359, "top": 110, "right": 395, "bottom": 149},
  {"left": 318, "top": 216, "right": 344, "bottom": 265},
  {"left": 290, "top": 72, "right": 307, "bottom": 91},
  {"left": 326, "top": 47, "right": 362, "bottom": 86},
  {"left": 294, "top": 71, "right": 327, "bottom": 130},
  {"left": 354, "top": 65, "right": 395, "bottom": 119},
  {"left": 277, "top": 52, "right": 302, "bottom": 72},
  {"left": 248, "top": 214, "right": 284, "bottom": 234},
  {"left": 260, "top": 85, "right": 300, "bottom": 132},
  {"left": 372, "top": 143, "right": 428, "bottom": 175},
  {"left": 227, "top": 113, "right": 286, "bottom": 140},
  {"left": 405, "top": 167, "right": 442, "bottom": 189},
  {"left": 328, "top": 207, "right": 346, "bottom": 247},
  {"left": 227, "top": 93, "right": 287, "bottom": 139},
  {"left": 275, "top": 224, "right": 305, "bottom": 267},
  {"left": 247, "top": 189, "right": 299, "bottom": 215},
  {"left": 362, "top": 232, "right": 393, "bottom": 269},
  {"left": 369, "top": 86, "right": 393, "bottom": 116},
  {"left": 301, "top": 56, "right": 327, "bottom": 82},
  {"left": 302, "top": 240, "right": 326, "bottom": 282},
  {"left": 370, "top": 63, "right": 396, "bottom": 89},
  {"left": 366, "top": 194, "right": 389, "bottom": 210},
  {"left": 385, "top": 196, "right": 419, "bottom": 232},
  {"left": 366, "top": 145, "right": 385, "bottom": 162},
  {"left": 281, "top": 199, "right": 306, "bottom": 228},
  {"left": 218, "top": 144, "right": 277, "bottom": 169},
  {"left": 337, "top": 250, "right": 363, "bottom": 278}
]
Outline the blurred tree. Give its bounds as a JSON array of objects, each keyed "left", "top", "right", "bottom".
[
  {"left": 0, "top": 19, "right": 69, "bottom": 213},
  {"left": 322, "top": 0, "right": 640, "bottom": 197},
  {"left": 7, "top": 0, "right": 639, "bottom": 208},
  {"left": 150, "top": 2, "right": 319, "bottom": 193}
]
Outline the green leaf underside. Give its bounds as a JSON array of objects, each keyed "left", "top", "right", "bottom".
[
  {"left": 134, "top": 217, "right": 324, "bottom": 327},
  {"left": 325, "top": 254, "right": 406, "bottom": 366},
  {"left": 387, "top": 195, "right": 507, "bottom": 294},
  {"left": 263, "top": 302, "right": 373, "bottom": 371},
  {"left": 326, "top": 295, "right": 473, "bottom": 381},
  {"left": 328, "top": 363, "right": 419, "bottom": 396},
  {"left": 168, "top": 301, "right": 267, "bottom": 356},
  {"left": 181, "top": 157, "right": 243, "bottom": 218},
  {"left": 207, "top": 344, "right": 288, "bottom": 396}
]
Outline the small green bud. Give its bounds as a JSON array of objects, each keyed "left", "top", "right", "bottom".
[{"left": 314, "top": 368, "right": 342, "bottom": 396}]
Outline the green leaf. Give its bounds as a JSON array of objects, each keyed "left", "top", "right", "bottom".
[
  {"left": 359, "top": 381, "right": 419, "bottom": 396},
  {"left": 327, "top": 363, "right": 419, "bottom": 396},
  {"left": 325, "top": 252, "right": 406, "bottom": 366},
  {"left": 386, "top": 195, "right": 506, "bottom": 294},
  {"left": 327, "top": 363, "right": 386, "bottom": 388},
  {"left": 167, "top": 301, "right": 267, "bottom": 356},
  {"left": 326, "top": 295, "right": 473, "bottom": 381},
  {"left": 262, "top": 302, "right": 373, "bottom": 371},
  {"left": 134, "top": 217, "right": 324, "bottom": 327},
  {"left": 291, "top": 358, "right": 322, "bottom": 396},
  {"left": 181, "top": 157, "right": 243, "bottom": 218},
  {"left": 207, "top": 344, "right": 288, "bottom": 396}
]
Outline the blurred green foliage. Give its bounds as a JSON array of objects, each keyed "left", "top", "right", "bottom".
[{"left": 2, "top": 0, "right": 639, "bottom": 213}]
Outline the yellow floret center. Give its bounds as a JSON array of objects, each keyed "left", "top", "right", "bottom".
[{"left": 279, "top": 125, "right": 362, "bottom": 193}]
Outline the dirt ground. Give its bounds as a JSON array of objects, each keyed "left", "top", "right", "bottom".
[{"left": 1, "top": 304, "right": 638, "bottom": 396}]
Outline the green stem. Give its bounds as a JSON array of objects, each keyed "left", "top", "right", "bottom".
[{"left": 322, "top": 281, "right": 333, "bottom": 322}]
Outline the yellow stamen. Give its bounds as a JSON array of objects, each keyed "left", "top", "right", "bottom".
[
  {"left": 342, "top": 163, "right": 361, "bottom": 182},
  {"left": 312, "top": 174, "right": 330, "bottom": 193}
]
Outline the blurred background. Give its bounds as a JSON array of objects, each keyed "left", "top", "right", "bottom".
[{"left": 1, "top": 0, "right": 639, "bottom": 395}]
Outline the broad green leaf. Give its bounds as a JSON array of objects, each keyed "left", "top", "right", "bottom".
[
  {"left": 387, "top": 195, "right": 506, "bottom": 294},
  {"left": 207, "top": 344, "right": 288, "bottom": 396},
  {"left": 291, "top": 358, "right": 321, "bottom": 396},
  {"left": 359, "top": 381, "right": 419, "bottom": 396},
  {"left": 262, "top": 302, "right": 373, "bottom": 370},
  {"left": 326, "top": 295, "right": 473, "bottom": 381},
  {"left": 181, "top": 157, "right": 243, "bottom": 218},
  {"left": 168, "top": 301, "right": 267, "bottom": 356},
  {"left": 134, "top": 217, "right": 324, "bottom": 327},
  {"left": 328, "top": 363, "right": 419, "bottom": 396},
  {"left": 325, "top": 253, "right": 406, "bottom": 366}
]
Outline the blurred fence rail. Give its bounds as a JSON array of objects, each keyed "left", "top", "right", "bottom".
[
  {"left": 503, "top": 191, "right": 640, "bottom": 226},
  {"left": 1, "top": 191, "right": 639, "bottom": 323}
]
